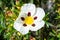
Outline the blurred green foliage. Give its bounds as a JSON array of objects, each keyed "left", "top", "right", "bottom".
[{"left": 0, "top": 0, "right": 60, "bottom": 40}]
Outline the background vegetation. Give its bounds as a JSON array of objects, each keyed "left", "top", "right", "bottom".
[{"left": 0, "top": 0, "right": 60, "bottom": 40}]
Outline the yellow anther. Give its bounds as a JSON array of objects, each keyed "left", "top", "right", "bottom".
[{"left": 24, "top": 16, "right": 34, "bottom": 25}]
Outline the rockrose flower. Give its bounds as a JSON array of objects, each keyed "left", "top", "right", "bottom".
[{"left": 14, "top": 3, "right": 45, "bottom": 35}]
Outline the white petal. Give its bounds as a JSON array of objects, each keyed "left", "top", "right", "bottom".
[
  {"left": 19, "top": 26, "right": 30, "bottom": 35},
  {"left": 30, "top": 20, "right": 45, "bottom": 31},
  {"left": 16, "top": 12, "right": 27, "bottom": 23},
  {"left": 34, "top": 7, "right": 45, "bottom": 21},
  {"left": 14, "top": 19, "right": 30, "bottom": 35},
  {"left": 14, "top": 20, "right": 23, "bottom": 31},
  {"left": 21, "top": 3, "right": 36, "bottom": 16},
  {"left": 14, "top": 12, "right": 26, "bottom": 31}
]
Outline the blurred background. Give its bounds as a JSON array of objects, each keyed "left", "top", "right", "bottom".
[{"left": 0, "top": 0, "right": 60, "bottom": 40}]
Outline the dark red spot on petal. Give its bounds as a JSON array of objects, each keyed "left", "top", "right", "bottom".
[
  {"left": 32, "top": 24, "right": 35, "bottom": 27},
  {"left": 34, "top": 16, "right": 37, "bottom": 20},
  {"left": 21, "top": 17, "right": 25, "bottom": 21},
  {"left": 23, "top": 24, "right": 27, "bottom": 27},
  {"left": 28, "top": 12, "right": 31, "bottom": 16}
]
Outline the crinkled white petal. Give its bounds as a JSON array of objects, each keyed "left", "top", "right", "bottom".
[
  {"left": 30, "top": 20, "right": 45, "bottom": 31},
  {"left": 19, "top": 26, "right": 30, "bottom": 35},
  {"left": 14, "top": 12, "right": 25, "bottom": 31},
  {"left": 19, "top": 11, "right": 27, "bottom": 17},
  {"left": 34, "top": 7, "right": 45, "bottom": 21},
  {"left": 16, "top": 12, "right": 27, "bottom": 23},
  {"left": 14, "top": 19, "right": 30, "bottom": 35},
  {"left": 14, "top": 20, "right": 23, "bottom": 31},
  {"left": 21, "top": 3, "right": 36, "bottom": 16}
]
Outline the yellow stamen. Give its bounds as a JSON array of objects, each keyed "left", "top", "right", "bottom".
[{"left": 24, "top": 16, "right": 34, "bottom": 25}]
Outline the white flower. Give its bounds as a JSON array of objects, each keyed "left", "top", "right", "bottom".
[{"left": 14, "top": 3, "right": 45, "bottom": 35}]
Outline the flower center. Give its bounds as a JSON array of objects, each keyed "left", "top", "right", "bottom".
[{"left": 24, "top": 16, "right": 34, "bottom": 25}]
